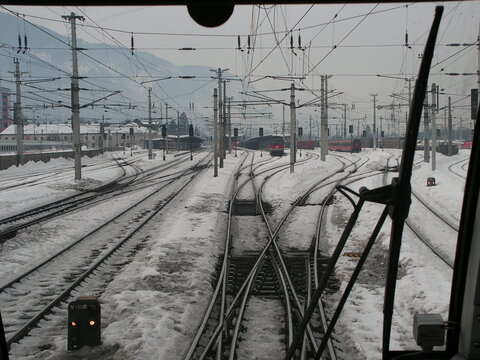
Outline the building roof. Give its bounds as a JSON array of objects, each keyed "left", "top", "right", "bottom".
[{"left": 0, "top": 123, "right": 150, "bottom": 135}]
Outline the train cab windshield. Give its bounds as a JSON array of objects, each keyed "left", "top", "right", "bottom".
[{"left": 0, "top": 2, "right": 478, "bottom": 360}]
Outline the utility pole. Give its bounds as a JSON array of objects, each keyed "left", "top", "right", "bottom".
[
  {"left": 444, "top": 106, "right": 447, "bottom": 144},
  {"left": 62, "top": 12, "right": 84, "bottom": 179},
  {"left": 11, "top": 59, "right": 27, "bottom": 166},
  {"left": 290, "top": 83, "right": 296, "bottom": 173},
  {"left": 282, "top": 105, "right": 285, "bottom": 144},
  {"left": 222, "top": 80, "right": 227, "bottom": 160},
  {"left": 228, "top": 97, "right": 232, "bottom": 154},
  {"left": 148, "top": 88, "right": 153, "bottom": 159},
  {"left": 213, "top": 88, "right": 218, "bottom": 177},
  {"left": 325, "top": 76, "right": 329, "bottom": 156},
  {"left": 448, "top": 97, "right": 453, "bottom": 156},
  {"left": 343, "top": 104, "right": 347, "bottom": 139},
  {"left": 320, "top": 76, "right": 328, "bottom": 161},
  {"left": 431, "top": 83, "right": 437, "bottom": 170},
  {"left": 309, "top": 115, "right": 312, "bottom": 140},
  {"left": 177, "top": 111, "right": 180, "bottom": 151},
  {"left": 372, "top": 93, "right": 377, "bottom": 150},
  {"left": 165, "top": 103, "right": 169, "bottom": 154},
  {"left": 423, "top": 94, "right": 430, "bottom": 163},
  {"left": 100, "top": 115, "right": 104, "bottom": 154},
  {"left": 216, "top": 69, "right": 224, "bottom": 168}
]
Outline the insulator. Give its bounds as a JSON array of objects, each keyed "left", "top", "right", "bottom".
[
  {"left": 298, "top": 33, "right": 302, "bottom": 49},
  {"left": 247, "top": 35, "right": 251, "bottom": 49},
  {"left": 131, "top": 33, "right": 134, "bottom": 55},
  {"left": 17, "top": 34, "right": 22, "bottom": 53},
  {"left": 405, "top": 33, "right": 409, "bottom": 46},
  {"left": 237, "top": 35, "right": 241, "bottom": 50},
  {"left": 290, "top": 34, "right": 293, "bottom": 49}
]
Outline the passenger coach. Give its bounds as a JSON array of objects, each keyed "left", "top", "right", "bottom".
[{"left": 328, "top": 139, "right": 362, "bottom": 153}]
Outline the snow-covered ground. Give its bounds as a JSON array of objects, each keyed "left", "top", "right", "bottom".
[{"left": 0, "top": 147, "right": 469, "bottom": 359}]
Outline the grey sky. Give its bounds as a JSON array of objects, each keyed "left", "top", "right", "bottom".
[{"left": 2, "top": 3, "right": 479, "bottom": 135}]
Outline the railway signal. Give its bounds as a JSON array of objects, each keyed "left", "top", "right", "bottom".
[{"left": 68, "top": 297, "right": 101, "bottom": 351}]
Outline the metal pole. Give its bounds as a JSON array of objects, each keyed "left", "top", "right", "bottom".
[
  {"left": 320, "top": 76, "right": 327, "bottom": 161},
  {"left": 431, "top": 83, "right": 437, "bottom": 170},
  {"left": 177, "top": 110, "right": 180, "bottom": 152},
  {"left": 100, "top": 115, "right": 104, "bottom": 154},
  {"left": 218, "top": 70, "right": 224, "bottom": 168},
  {"left": 309, "top": 115, "right": 312, "bottom": 140},
  {"left": 223, "top": 80, "right": 227, "bottom": 159},
  {"left": 423, "top": 94, "right": 430, "bottom": 162},
  {"left": 448, "top": 96, "right": 453, "bottom": 156},
  {"left": 213, "top": 88, "right": 218, "bottom": 177},
  {"left": 148, "top": 88, "right": 153, "bottom": 159},
  {"left": 282, "top": 105, "right": 285, "bottom": 144},
  {"left": 13, "top": 59, "right": 24, "bottom": 166},
  {"left": 62, "top": 12, "right": 84, "bottom": 179},
  {"left": 228, "top": 97, "right": 232, "bottom": 154},
  {"left": 325, "top": 76, "right": 329, "bottom": 156},
  {"left": 290, "top": 83, "right": 295, "bottom": 173},
  {"left": 165, "top": 103, "right": 169, "bottom": 154},
  {"left": 372, "top": 93, "right": 377, "bottom": 150},
  {"left": 343, "top": 104, "right": 347, "bottom": 139}
]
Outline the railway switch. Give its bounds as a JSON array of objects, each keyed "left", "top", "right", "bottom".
[{"left": 68, "top": 296, "right": 101, "bottom": 351}]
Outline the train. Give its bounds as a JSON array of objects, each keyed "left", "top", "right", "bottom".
[
  {"left": 269, "top": 137, "right": 285, "bottom": 156},
  {"left": 328, "top": 139, "right": 362, "bottom": 153}
]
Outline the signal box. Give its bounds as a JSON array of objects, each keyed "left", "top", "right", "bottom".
[{"left": 68, "top": 296, "right": 101, "bottom": 351}]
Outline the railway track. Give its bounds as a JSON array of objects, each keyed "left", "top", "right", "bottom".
[
  {"left": 0, "top": 156, "right": 129, "bottom": 192},
  {"left": 382, "top": 171, "right": 456, "bottom": 268},
  {"left": 447, "top": 157, "right": 469, "bottom": 179},
  {"left": 0, "top": 152, "right": 205, "bottom": 240},
  {"left": 184, "top": 151, "right": 371, "bottom": 359},
  {"left": 1, "top": 153, "right": 213, "bottom": 352}
]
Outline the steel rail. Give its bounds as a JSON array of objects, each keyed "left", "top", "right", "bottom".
[
  {"left": 0, "top": 153, "right": 212, "bottom": 294},
  {"left": 0, "top": 152, "right": 202, "bottom": 238},
  {"left": 196, "top": 154, "right": 316, "bottom": 360},
  {"left": 4, "top": 154, "right": 213, "bottom": 349},
  {"left": 182, "top": 151, "right": 250, "bottom": 360},
  {"left": 411, "top": 190, "right": 459, "bottom": 232},
  {"left": 447, "top": 157, "right": 469, "bottom": 179},
  {"left": 381, "top": 168, "right": 456, "bottom": 268}
]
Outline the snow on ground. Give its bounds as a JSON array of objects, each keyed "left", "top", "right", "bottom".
[
  {"left": 0, "top": 152, "right": 126, "bottom": 218},
  {"left": 0, "top": 147, "right": 470, "bottom": 359},
  {"left": 236, "top": 297, "right": 285, "bottom": 360}
]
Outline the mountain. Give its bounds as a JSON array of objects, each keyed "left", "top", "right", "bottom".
[{"left": 0, "top": 11, "right": 244, "bottom": 136}]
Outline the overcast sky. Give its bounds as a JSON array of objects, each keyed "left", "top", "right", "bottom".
[{"left": 1, "top": 3, "right": 479, "bottom": 135}]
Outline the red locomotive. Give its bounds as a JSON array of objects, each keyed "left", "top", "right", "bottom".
[{"left": 269, "top": 137, "right": 285, "bottom": 156}]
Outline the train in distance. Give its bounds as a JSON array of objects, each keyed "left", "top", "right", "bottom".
[{"left": 267, "top": 137, "right": 363, "bottom": 155}]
